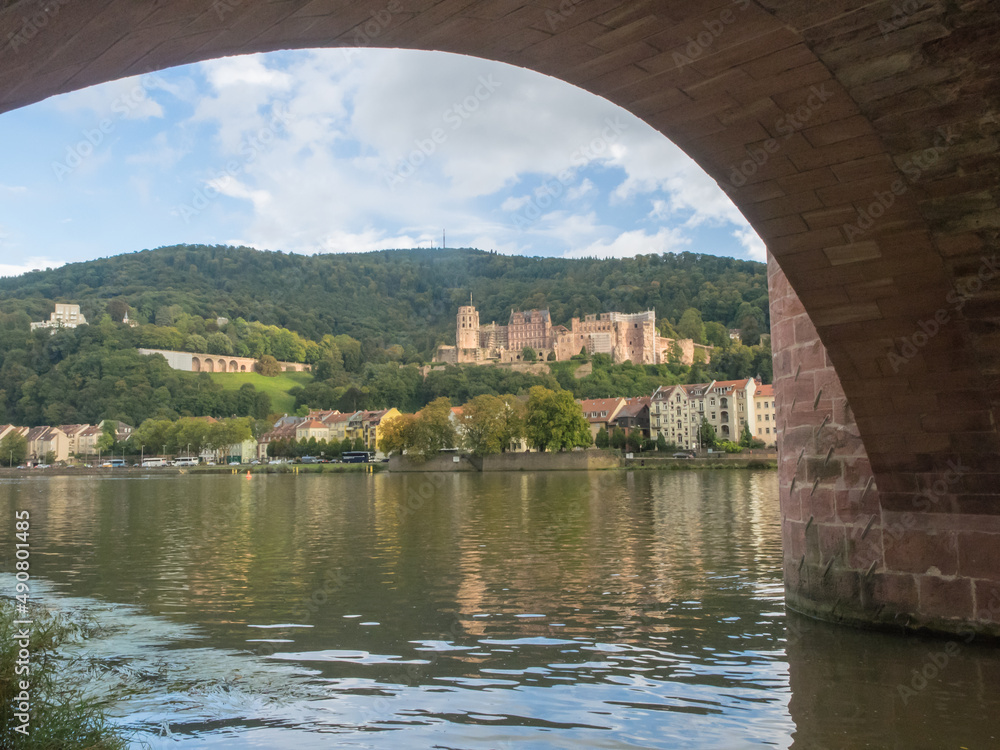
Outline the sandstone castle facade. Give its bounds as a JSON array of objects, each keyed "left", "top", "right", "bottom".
[{"left": 435, "top": 305, "right": 710, "bottom": 367}]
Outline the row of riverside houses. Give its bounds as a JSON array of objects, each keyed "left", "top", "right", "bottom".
[
  {"left": 577, "top": 379, "right": 777, "bottom": 451},
  {"left": 0, "top": 421, "right": 133, "bottom": 465},
  {"left": 261, "top": 381, "right": 776, "bottom": 460},
  {"left": 257, "top": 408, "right": 402, "bottom": 460}
]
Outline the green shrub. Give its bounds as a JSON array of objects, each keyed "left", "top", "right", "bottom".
[{"left": 1, "top": 601, "right": 132, "bottom": 750}]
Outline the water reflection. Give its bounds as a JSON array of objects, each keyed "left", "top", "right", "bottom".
[{"left": 1, "top": 471, "right": 997, "bottom": 748}]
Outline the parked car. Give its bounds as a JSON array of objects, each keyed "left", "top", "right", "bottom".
[
  {"left": 672, "top": 452, "right": 696, "bottom": 459},
  {"left": 250, "top": 459, "right": 261, "bottom": 465},
  {"left": 228, "top": 460, "right": 241, "bottom": 466}
]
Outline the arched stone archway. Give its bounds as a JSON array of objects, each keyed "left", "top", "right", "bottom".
[
  {"left": 192, "top": 356, "right": 201, "bottom": 373},
  {"left": 204, "top": 359, "right": 214, "bottom": 373},
  {"left": 3, "top": 0, "right": 998, "bottom": 636},
  {"left": 230, "top": 360, "right": 239, "bottom": 372}
]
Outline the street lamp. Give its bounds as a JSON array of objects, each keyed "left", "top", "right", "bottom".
[{"left": 141, "top": 444, "right": 144, "bottom": 466}]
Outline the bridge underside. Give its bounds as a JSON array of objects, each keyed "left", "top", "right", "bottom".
[{"left": 1, "top": 0, "right": 998, "bottom": 634}]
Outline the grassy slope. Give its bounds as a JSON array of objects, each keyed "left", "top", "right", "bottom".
[{"left": 203, "top": 371, "right": 313, "bottom": 414}]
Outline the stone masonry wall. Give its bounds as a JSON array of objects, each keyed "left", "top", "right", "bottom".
[{"left": 772, "top": 257, "right": 1000, "bottom": 637}]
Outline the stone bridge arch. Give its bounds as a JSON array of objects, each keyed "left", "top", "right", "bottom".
[{"left": 2, "top": 0, "right": 998, "bottom": 636}]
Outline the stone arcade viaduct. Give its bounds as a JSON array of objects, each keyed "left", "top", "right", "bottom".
[{"left": 2, "top": 1, "right": 998, "bottom": 637}]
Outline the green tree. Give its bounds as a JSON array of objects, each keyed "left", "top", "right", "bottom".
[
  {"left": 656, "top": 432, "right": 668, "bottom": 452},
  {"left": 546, "top": 351, "right": 556, "bottom": 361},
  {"left": 495, "top": 395, "right": 526, "bottom": 453},
  {"left": 408, "top": 397, "right": 457, "bottom": 459},
  {"left": 0, "top": 432, "right": 27, "bottom": 466},
  {"left": 352, "top": 437, "right": 365, "bottom": 451},
  {"left": 610, "top": 426, "right": 626, "bottom": 450},
  {"left": 677, "top": 308, "right": 706, "bottom": 344},
  {"left": 522, "top": 347, "right": 537, "bottom": 362},
  {"left": 524, "top": 386, "right": 592, "bottom": 452},
  {"left": 595, "top": 426, "right": 610, "bottom": 449},
  {"left": 739, "top": 423, "right": 754, "bottom": 448},
  {"left": 184, "top": 333, "right": 208, "bottom": 352},
  {"left": 134, "top": 418, "right": 176, "bottom": 456},
  {"left": 206, "top": 332, "right": 235, "bottom": 355},
  {"left": 740, "top": 317, "right": 762, "bottom": 347},
  {"left": 379, "top": 413, "right": 416, "bottom": 456},
  {"left": 174, "top": 417, "right": 210, "bottom": 456},
  {"left": 699, "top": 418, "right": 717, "bottom": 449},
  {"left": 96, "top": 422, "right": 117, "bottom": 454},
  {"left": 255, "top": 355, "right": 282, "bottom": 377},
  {"left": 107, "top": 297, "right": 130, "bottom": 323},
  {"left": 625, "top": 431, "right": 643, "bottom": 453},
  {"left": 704, "top": 321, "right": 730, "bottom": 349},
  {"left": 461, "top": 394, "right": 524, "bottom": 456}
]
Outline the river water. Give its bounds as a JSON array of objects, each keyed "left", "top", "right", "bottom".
[{"left": 1, "top": 471, "right": 998, "bottom": 748}]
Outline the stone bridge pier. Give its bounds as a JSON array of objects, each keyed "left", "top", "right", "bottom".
[{"left": 773, "top": 258, "right": 1000, "bottom": 637}]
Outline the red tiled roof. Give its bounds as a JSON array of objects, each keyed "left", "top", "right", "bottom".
[{"left": 577, "top": 398, "right": 626, "bottom": 422}]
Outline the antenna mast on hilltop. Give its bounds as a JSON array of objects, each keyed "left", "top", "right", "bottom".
[{"left": 443, "top": 229, "right": 446, "bottom": 249}]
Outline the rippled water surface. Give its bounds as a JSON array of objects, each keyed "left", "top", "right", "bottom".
[{"left": 2, "top": 471, "right": 999, "bottom": 748}]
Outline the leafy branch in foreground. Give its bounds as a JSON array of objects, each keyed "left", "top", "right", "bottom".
[{"left": 1, "top": 601, "right": 134, "bottom": 750}]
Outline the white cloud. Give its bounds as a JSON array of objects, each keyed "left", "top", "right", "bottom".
[
  {"left": 734, "top": 227, "right": 767, "bottom": 262},
  {"left": 126, "top": 132, "right": 186, "bottom": 169},
  {"left": 0, "top": 184, "right": 27, "bottom": 194},
  {"left": 50, "top": 74, "right": 165, "bottom": 120},
  {"left": 501, "top": 196, "right": 531, "bottom": 212},
  {"left": 562, "top": 228, "right": 689, "bottom": 260},
  {"left": 23, "top": 47, "right": 756, "bottom": 264},
  {"left": 0, "top": 257, "right": 65, "bottom": 278},
  {"left": 566, "top": 179, "right": 596, "bottom": 202}
]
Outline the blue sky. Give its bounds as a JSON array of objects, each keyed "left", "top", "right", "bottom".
[{"left": 0, "top": 48, "right": 764, "bottom": 278}]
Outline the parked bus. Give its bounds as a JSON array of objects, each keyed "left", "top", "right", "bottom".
[
  {"left": 341, "top": 451, "right": 374, "bottom": 464},
  {"left": 141, "top": 457, "right": 168, "bottom": 468},
  {"left": 172, "top": 457, "right": 199, "bottom": 467},
  {"left": 101, "top": 458, "right": 127, "bottom": 468}
]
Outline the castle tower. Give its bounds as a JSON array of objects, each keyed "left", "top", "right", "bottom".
[{"left": 457, "top": 305, "right": 479, "bottom": 349}]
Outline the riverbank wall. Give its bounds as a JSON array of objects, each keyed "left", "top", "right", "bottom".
[{"left": 387, "top": 451, "right": 776, "bottom": 473}]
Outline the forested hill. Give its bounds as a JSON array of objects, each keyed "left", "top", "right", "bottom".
[{"left": 0, "top": 245, "right": 769, "bottom": 355}]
